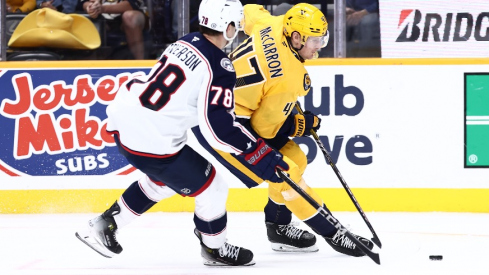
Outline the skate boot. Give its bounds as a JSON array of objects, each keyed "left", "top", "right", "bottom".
[
  {"left": 324, "top": 230, "right": 373, "bottom": 257},
  {"left": 266, "top": 222, "right": 318, "bottom": 252},
  {"left": 194, "top": 228, "right": 255, "bottom": 266},
  {"left": 75, "top": 201, "right": 123, "bottom": 258}
]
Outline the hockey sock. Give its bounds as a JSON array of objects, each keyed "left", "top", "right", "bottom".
[
  {"left": 193, "top": 173, "right": 229, "bottom": 248},
  {"left": 303, "top": 204, "right": 337, "bottom": 237},
  {"left": 116, "top": 177, "right": 176, "bottom": 228},
  {"left": 264, "top": 198, "right": 293, "bottom": 225}
]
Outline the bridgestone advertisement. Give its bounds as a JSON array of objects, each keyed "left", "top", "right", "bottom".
[{"left": 380, "top": 0, "right": 489, "bottom": 57}]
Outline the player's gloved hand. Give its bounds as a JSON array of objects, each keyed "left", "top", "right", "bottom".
[
  {"left": 302, "top": 110, "right": 321, "bottom": 136},
  {"left": 240, "top": 138, "right": 289, "bottom": 183},
  {"left": 290, "top": 111, "right": 321, "bottom": 137}
]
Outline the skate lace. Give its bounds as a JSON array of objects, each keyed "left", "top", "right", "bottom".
[
  {"left": 332, "top": 232, "right": 355, "bottom": 249},
  {"left": 278, "top": 224, "right": 304, "bottom": 240},
  {"left": 219, "top": 243, "right": 240, "bottom": 260}
]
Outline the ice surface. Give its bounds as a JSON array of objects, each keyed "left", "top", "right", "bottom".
[{"left": 1, "top": 212, "right": 487, "bottom": 275}]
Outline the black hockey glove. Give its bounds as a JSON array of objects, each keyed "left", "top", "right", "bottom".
[
  {"left": 290, "top": 111, "right": 321, "bottom": 137},
  {"left": 240, "top": 138, "right": 289, "bottom": 183}
]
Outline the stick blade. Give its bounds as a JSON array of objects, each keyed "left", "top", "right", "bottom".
[
  {"left": 368, "top": 251, "right": 381, "bottom": 265},
  {"left": 371, "top": 236, "right": 382, "bottom": 249}
]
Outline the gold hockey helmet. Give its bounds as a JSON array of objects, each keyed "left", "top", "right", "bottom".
[{"left": 283, "top": 3, "right": 329, "bottom": 48}]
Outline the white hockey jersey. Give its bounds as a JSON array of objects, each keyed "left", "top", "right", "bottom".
[{"left": 106, "top": 32, "right": 256, "bottom": 156}]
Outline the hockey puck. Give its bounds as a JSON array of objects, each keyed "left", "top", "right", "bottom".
[{"left": 429, "top": 255, "right": 443, "bottom": 261}]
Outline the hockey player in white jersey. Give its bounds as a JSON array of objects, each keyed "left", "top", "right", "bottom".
[{"left": 75, "top": 0, "right": 288, "bottom": 267}]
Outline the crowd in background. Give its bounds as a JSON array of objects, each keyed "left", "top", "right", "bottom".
[{"left": 4, "top": 0, "right": 380, "bottom": 60}]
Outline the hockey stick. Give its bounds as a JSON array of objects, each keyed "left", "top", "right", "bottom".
[
  {"left": 295, "top": 103, "right": 382, "bottom": 248},
  {"left": 276, "top": 168, "right": 380, "bottom": 265}
]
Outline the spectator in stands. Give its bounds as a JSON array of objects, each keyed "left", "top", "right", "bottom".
[
  {"left": 6, "top": 0, "right": 36, "bottom": 13},
  {"left": 345, "top": 0, "right": 381, "bottom": 57},
  {"left": 36, "top": 0, "right": 78, "bottom": 13},
  {"left": 81, "top": 0, "right": 147, "bottom": 59}
]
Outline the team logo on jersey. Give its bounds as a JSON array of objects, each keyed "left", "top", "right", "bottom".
[
  {"left": 0, "top": 68, "right": 150, "bottom": 176},
  {"left": 221, "top": 58, "right": 235, "bottom": 72},
  {"left": 303, "top": 73, "right": 311, "bottom": 91},
  {"left": 181, "top": 188, "right": 191, "bottom": 194}
]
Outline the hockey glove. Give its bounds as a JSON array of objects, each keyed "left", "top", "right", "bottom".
[
  {"left": 240, "top": 138, "right": 289, "bottom": 183},
  {"left": 290, "top": 111, "right": 321, "bottom": 137}
]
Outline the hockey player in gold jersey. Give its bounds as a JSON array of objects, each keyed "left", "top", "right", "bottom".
[{"left": 192, "top": 3, "right": 373, "bottom": 257}]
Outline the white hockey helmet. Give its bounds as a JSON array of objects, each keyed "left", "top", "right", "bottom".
[{"left": 199, "top": 0, "right": 244, "bottom": 44}]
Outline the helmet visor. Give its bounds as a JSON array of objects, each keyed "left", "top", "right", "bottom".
[{"left": 305, "top": 31, "right": 329, "bottom": 48}]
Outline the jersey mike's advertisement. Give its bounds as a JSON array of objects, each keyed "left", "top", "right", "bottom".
[
  {"left": 380, "top": 0, "right": 489, "bottom": 57},
  {"left": 0, "top": 66, "right": 149, "bottom": 177}
]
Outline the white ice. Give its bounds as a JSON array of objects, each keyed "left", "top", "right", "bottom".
[{"left": 1, "top": 211, "right": 488, "bottom": 275}]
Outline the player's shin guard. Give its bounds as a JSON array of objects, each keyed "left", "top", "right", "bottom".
[{"left": 75, "top": 201, "right": 123, "bottom": 258}]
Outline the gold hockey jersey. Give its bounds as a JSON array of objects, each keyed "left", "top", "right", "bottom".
[{"left": 230, "top": 4, "right": 312, "bottom": 139}]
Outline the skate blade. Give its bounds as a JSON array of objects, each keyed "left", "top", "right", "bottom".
[
  {"left": 75, "top": 231, "right": 116, "bottom": 258},
  {"left": 203, "top": 259, "right": 256, "bottom": 266},
  {"left": 271, "top": 243, "right": 319, "bottom": 253}
]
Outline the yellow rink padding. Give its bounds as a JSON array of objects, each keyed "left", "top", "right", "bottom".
[{"left": 1, "top": 188, "right": 488, "bottom": 213}]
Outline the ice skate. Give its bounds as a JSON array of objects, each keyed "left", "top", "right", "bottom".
[
  {"left": 324, "top": 230, "right": 373, "bottom": 257},
  {"left": 75, "top": 201, "right": 123, "bottom": 258},
  {"left": 194, "top": 229, "right": 255, "bottom": 266},
  {"left": 266, "top": 222, "right": 318, "bottom": 252}
]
